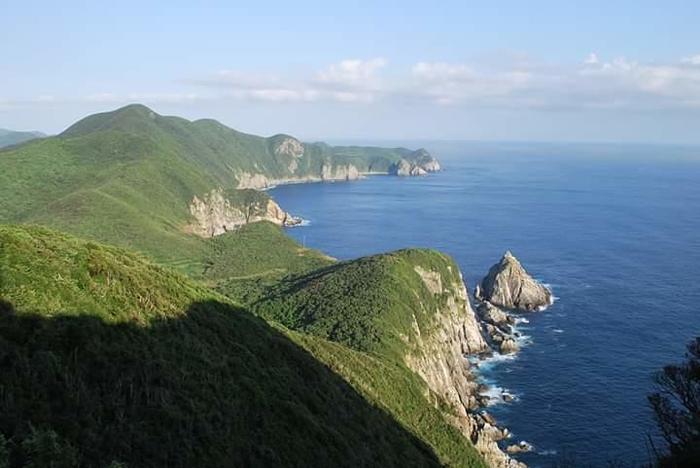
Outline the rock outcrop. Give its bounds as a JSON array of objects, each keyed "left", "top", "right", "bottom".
[
  {"left": 476, "top": 251, "right": 552, "bottom": 311},
  {"left": 187, "top": 188, "right": 300, "bottom": 238},
  {"left": 390, "top": 150, "right": 441, "bottom": 177},
  {"left": 236, "top": 164, "right": 362, "bottom": 190}
]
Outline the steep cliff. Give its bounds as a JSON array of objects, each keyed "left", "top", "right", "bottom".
[
  {"left": 187, "top": 188, "right": 300, "bottom": 238},
  {"left": 390, "top": 149, "right": 442, "bottom": 176},
  {"left": 251, "top": 249, "right": 522, "bottom": 467}
]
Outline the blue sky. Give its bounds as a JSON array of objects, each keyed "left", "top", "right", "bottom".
[{"left": 2, "top": 1, "right": 700, "bottom": 143}]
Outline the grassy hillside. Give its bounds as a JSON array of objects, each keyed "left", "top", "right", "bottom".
[
  {"left": 0, "top": 104, "right": 428, "bottom": 264},
  {"left": 203, "top": 221, "right": 334, "bottom": 303},
  {"left": 0, "top": 225, "right": 459, "bottom": 467},
  {"left": 253, "top": 249, "right": 464, "bottom": 357},
  {"left": 0, "top": 129, "right": 44, "bottom": 148}
]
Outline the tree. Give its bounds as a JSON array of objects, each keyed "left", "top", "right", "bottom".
[{"left": 648, "top": 337, "right": 700, "bottom": 467}]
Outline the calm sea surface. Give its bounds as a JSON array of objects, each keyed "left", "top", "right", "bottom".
[{"left": 270, "top": 142, "right": 700, "bottom": 466}]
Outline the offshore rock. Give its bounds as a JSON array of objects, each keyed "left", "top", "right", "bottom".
[{"left": 476, "top": 251, "right": 552, "bottom": 311}]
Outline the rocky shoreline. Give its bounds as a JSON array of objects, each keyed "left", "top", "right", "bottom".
[{"left": 464, "top": 251, "right": 554, "bottom": 467}]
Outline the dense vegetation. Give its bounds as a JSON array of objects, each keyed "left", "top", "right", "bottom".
[
  {"left": 0, "top": 225, "right": 456, "bottom": 467},
  {"left": 253, "top": 249, "right": 462, "bottom": 355},
  {"left": 0, "top": 104, "right": 424, "bottom": 264},
  {"left": 648, "top": 337, "right": 700, "bottom": 467},
  {"left": 0, "top": 105, "right": 487, "bottom": 467}
]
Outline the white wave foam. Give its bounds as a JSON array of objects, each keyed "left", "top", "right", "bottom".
[
  {"left": 538, "top": 449, "right": 557, "bottom": 456},
  {"left": 552, "top": 328, "right": 564, "bottom": 333}
]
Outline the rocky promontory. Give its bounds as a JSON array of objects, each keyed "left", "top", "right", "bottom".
[
  {"left": 187, "top": 188, "right": 300, "bottom": 238},
  {"left": 476, "top": 251, "right": 553, "bottom": 311}
]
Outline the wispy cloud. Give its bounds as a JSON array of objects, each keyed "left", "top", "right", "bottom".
[{"left": 6, "top": 54, "right": 700, "bottom": 112}]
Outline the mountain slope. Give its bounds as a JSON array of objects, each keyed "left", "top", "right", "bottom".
[
  {"left": 0, "top": 104, "right": 437, "bottom": 264},
  {"left": 0, "top": 225, "right": 457, "bottom": 467},
  {"left": 246, "top": 249, "right": 518, "bottom": 467},
  {"left": 0, "top": 128, "right": 44, "bottom": 148}
]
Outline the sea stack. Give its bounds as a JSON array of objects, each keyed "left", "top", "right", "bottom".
[{"left": 476, "top": 251, "right": 552, "bottom": 311}]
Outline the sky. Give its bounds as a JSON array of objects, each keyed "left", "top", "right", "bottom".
[{"left": 2, "top": 0, "right": 700, "bottom": 143}]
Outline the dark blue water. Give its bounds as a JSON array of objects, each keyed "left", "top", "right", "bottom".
[{"left": 270, "top": 142, "right": 700, "bottom": 467}]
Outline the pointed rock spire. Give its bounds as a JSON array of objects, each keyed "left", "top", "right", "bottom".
[{"left": 476, "top": 251, "right": 552, "bottom": 311}]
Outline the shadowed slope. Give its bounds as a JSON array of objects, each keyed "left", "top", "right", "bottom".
[{"left": 0, "top": 225, "right": 444, "bottom": 467}]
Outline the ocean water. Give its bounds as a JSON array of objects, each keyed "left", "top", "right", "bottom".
[{"left": 270, "top": 142, "right": 700, "bottom": 467}]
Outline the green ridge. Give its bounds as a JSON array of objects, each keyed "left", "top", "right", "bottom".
[
  {"left": 0, "top": 104, "right": 429, "bottom": 264},
  {"left": 0, "top": 225, "right": 459, "bottom": 467}
]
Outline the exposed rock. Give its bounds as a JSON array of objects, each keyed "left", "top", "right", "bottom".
[
  {"left": 321, "top": 163, "right": 361, "bottom": 181},
  {"left": 404, "top": 267, "right": 525, "bottom": 468},
  {"left": 274, "top": 137, "right": 305, "bottom": 158},
  {"left": 414, "top": 266, "right": 443, "bottom": 294},
  {"left": 274, "top": 137, "right": 305, "bottom": 172},
  {"left": 187, "top": 188, "right": 299, "bottom": 238},
  {"left": 237, "top": 172, "right": 272, "bottom": 190},
  {"left": 506, "top": 441, "right": 534, "bottom": 454},
  {"left": 476, "top": 251, "right": 552, "bottom": 311},
  {"left": 478, "top": 301, "right": 513, "bottom": 327},
  {"left": 390, "top": 149, "right": 441, "bottom": 176},
  {"left": 500, "top": 338, "right": 519, "bottom": 355}
]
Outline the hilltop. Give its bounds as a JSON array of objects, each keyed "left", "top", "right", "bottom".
[{"left": 0, "top": 104, "right": 438, "bottom": 263}]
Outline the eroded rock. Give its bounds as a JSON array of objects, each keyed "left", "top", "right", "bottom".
[{"left": 476, "top": 251, "right": 552, "bottom": 311}]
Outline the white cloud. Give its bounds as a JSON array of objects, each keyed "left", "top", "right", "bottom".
[
  {"left": 584, "top": 53, "right": 599, "bottom": 65},
  {"left": 317, "top": 58, "right": 386, "bottom": 85},
  {"left": 191, "top": 58, "right": 387, "bottom": 103},
  {"left": 7, "top": 54, "right": 700, "bottom": 113},
  {"left": 681, "top": 54, "right": 700, "bottom": 66}
]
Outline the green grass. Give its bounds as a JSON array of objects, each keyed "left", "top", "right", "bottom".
[
  {"left": 0, "top": 104, "right": 427, "bottom": 265},
  {"left": 0, "top": 225, "right": 457, "bottom": 467},
  {"left": 0, "top": 106, "right": 486, "bottom": 466},
  {"left": 204, "top": 221, "right": 334, "bottom": 303}
]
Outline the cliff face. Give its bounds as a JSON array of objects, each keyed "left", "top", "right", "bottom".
[
  {"left": 237, "top": 139, "right": 440, "bottom": 189},
  {"left": 476, "top": 251, "right": 552, "bottom": 311},
  {"left": 406, "top": 265, "right": 524, "bottom": 468},
  {"left": 407, "top": 266, "right": 487, "bottom": 413},
  {"left": 391, "top": 149, "right": 442, "bottom": 176},
  {"left": 187, "top": 188, "right": 299, "bottom": 238},
  {"left": 236, "top": 163, "right": 362, "bottom": 190}
]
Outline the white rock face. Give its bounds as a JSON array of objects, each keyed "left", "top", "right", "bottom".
[
  {"left": 236, "top": 164, "right": 361, "bottom": 190},
  {"left": 237, "top": 172, "right": 272, "bottom": 190},
  {"left": 187, "top": 188, "right": 298, "bottom": 238},
  {"left": 391, "top": 152, "right": 441, "bottom": 176},
  {"left": 274, "top": 137, "right": 305, "bottom": 172},
  {"left": 320, "top": 163, "right": 361, "bottom": 181},
  {"left": 274, "top": 137, "right": 305, "bottom": 158}
]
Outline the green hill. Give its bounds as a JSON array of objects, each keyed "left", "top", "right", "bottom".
[
  {"left": 0, "top": 104, "right": 435, "bottom": 264},
  {"left": 0, "top": 225, "right": 466, "bottom": 467},
  {"left": 0, "top": 129, "right": 44, "bottom": 149},
  {"left": 0, "top": 106, "right": 493, "bottom": 467}
]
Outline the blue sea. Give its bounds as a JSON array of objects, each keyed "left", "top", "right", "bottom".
[{"left": 271, "top": 142, "right": 700, "bottom": 467}]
